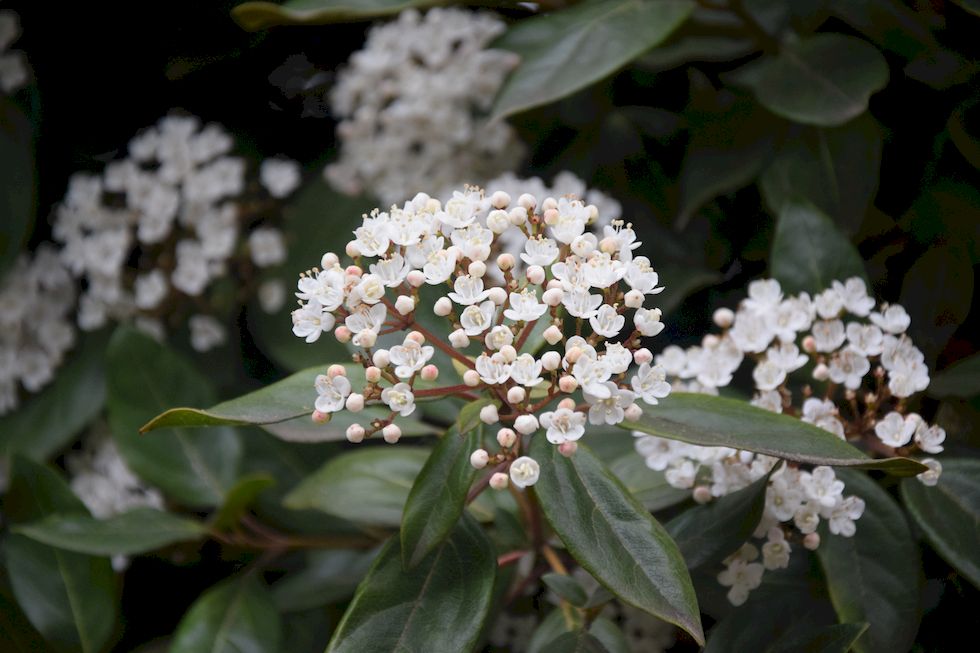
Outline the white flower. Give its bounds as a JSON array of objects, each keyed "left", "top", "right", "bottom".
[
  {"left": 584, "top": 382, "right": 635, "bottom": 425},
  {"left": 314, "top": 374, "right": 351, "bottom": 413},
  {"left": 352, "top": 273, "right": 386, "bottom": 306},
  {"left": 249, "top": 228, "right": 287, "bottom": 267},
  {"left": 914, "top": 422, "right": 945, "bottom": 454},
  {"left": 803, "top": 467, "right": 844, "bottom": 508},
  {"left": 451, "top": 223, "right": 494, "bottom": 261},
  {"left": 369, "top": 254, "right": 410, "bottom": 287},
  {"left": 631, "top": 363, "right": 671, "bottom": 405},
  {"left": 766, "top": 341, "right": 807, "bottom": 373},
  {"left": 297, "top": 267, "right": 346, "bottom": 311},
  {"left": 381, "top": 383, "right": 416, "bottom": 416},
  {"left": 603, "top": 342, "right": 633, "bottom": 374},
  {"left": 729, "top": 310, "right": 774, "bottom": 353},
  {"left": 635, "top": 435, "right": 677, "bottom": 471},
  {"left": 509, "top": 456, "right": 540, "bottom": 488},
  {"left": 766, "top": 475, "right": 804, "bottom": 521},
  {"left": 827, "top": 346, "right": 870, "bottom": 390},
  {"left": 810, "top": 319, "right": 846, "bottom": 353},
  {"left": 563, "top": 289, "right": 603, "bottom": 319},
  {"left": 571, "top": 355, "right": 611, "bottom": 397},
  {"left": 448, "top": 274, "right": 490, "bottom": 305},
  {"left": 188, "top": 315, "right": 226, "bottom": 352},
  {"left": 422, "top": 249, "right": 457, "bottom": 284},
  {"left": 260, "top": 158, "right": 301, "bottom": 198},
  {"left": 624, "top": 257, "right": 663, "bottom": 294},
  {"left": 814, "top": 288, "right": 844, "bottom": 319},
  {"left": 752, "top": 360, "right": 786, "bottom": 391},
  {"left": 751, "top": 390, "right": 783, "bottom": 413},
  {"left": 504, "top": 289, "right": 548, "bottom": 322},
  {"left": 832, "top": 277, "right": 875, "bottom": 316},
  {"left": 717, "top": 558, "right": 764, "bottom": 607},
  {"left": 634, "top": 307, "right": 665, "bottom": 337},
  {"left": 520, "top": 236, "right": 559, "bottom": 266},
  {"left": 874, "top": 411, "right": 917, "bottom": 448},
  {"left": 793, "top": 501, "right": 821, "bottom": 534},
  {"left": 549, "top": 198, "right": 589, "bottom": 244},
  {"left": 826, "top": 495, "right": 864, "bottom": 537},
  {"left": 665, "top": 460, "right": 697, "bottom": 489},
  {"left": 344, "top": 303, "right": 387, "bottom": 336},
  {"left": 540, "top": 408, "right": 587, "bottom": 444},
  {"left": 460, "top": 300, "right": 496, "bottom": 335},
  {"left": 510, "top": 353, "right": 544, "bottom": 386},
  {"left": 484, "top": 325, "right": 514, "bottom": 351},
  {"left": 870, "top": 304, "right": 911, "bottom": 334},
  {"left": 761, "top": 527, "right": 791, "bottom": 570},
  {"left": 292, "top": 300, "right": 335, "bottom": 343},
  {"left": 389, "top": 340, "right": 435, "bottom": 379},
  {"left": 134, "top": 270, "right": 168, "bottom": 310},
  {"left": 745, "top": 279, "right": 783, "bottom": 311},
  {"left": 846, "top": 322, "right": 883, "bottom": 356},
  {"left": 916, "top": 458, "right": 942, "bottom": 486},
  {"left": 476, "top": 352, "right": 512, "bottom": 385}
]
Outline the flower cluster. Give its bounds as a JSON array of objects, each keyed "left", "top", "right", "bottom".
[
  {"left": 633, "top": 277, "right": 943, "bottom": 605},
  {"left": 52, "top": 114, "right": 300, "bottom": 350},
  {"left": 0, "top": 5, "right": 29, "bottom": 94},
  {"left": 293, "top": 185, "right": 670, "bottom": 489},
  {"left": 325, "top": 8, "right": 523, "bottom": 205},
  {"left": 0, "top": 246, "right": 77, "bottom": 414}
]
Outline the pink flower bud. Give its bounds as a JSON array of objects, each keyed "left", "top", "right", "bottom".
[
  {"left": 490, "top": 472, "right": 509, "bottom": 490},
  {"left": 543, "top": 208, "right": 559, "bottom": 225},
  {"left": 365, "top": 366, "right": 382, "bottom": 383},
  {"left": 346, "top": 393, "right": 365, "bottom": 412},
  {"left": 406, "top": 330, "right": 425, "bottom": 344},
  {"left": 526, "top": 265, "right": 545, "bottom": 285},
  {"left": 564, "top": 347, "right": 582, "bottom": 364},
  {"left": 406, "top": 270, "right": 425, "bottom": 287},
  {"left": 312, "top": 410, "right": 331, "bottom": 424},
  {"left": 382, "top": 424, "right": 401, "bottom": 443},
  {"left": 803, "top": 533, "right": 821, "bottom": 550},
  {"left": 345, "top": 265, "right": 362, "bottom": 277},
  {"left": 507, "top": 386, "right": 526, "bottom": 404},
  {"left": 802, "top": 335, "right": 817, "bottom": 353},
  {"left": 633, "top": 348, "right": 653, "bottom": 365},
  {"left": 559, "top": 376, "right": 579, "bottom": 393},
  {"left": 813, "top": 363, "right": 830, "bottom": 381},
  {"left": 346, "top": 424, "right": 365, "bottom": 443},
  {"left": 335, "top": 326, "right": 352, "bottom": 343},
  {"left": 496, "top": 253, "right": 516, "bottom": 271},
  {"left": 421, "top": 364, "right": 439, "bottom": 381},
  {"left": 693, "top": 485, "right": 712, "bottom": 504},
  {"left": 558, "top": 398, "right": 576, "bottom": 410},
  {"left": 497, "top": 428, "right": 517, "bottom": 448},
  {"left": 328, "top": 364, "right": 346, "bottom": 378},
  {"left": 558, "top": 441, "right": 578, "bottom": 457},
  {"left": 463, "top": 370, "right": 481, "bottom": 387},
  {"left": 470, "top": 449, "right": 490, "bottom": 469}
]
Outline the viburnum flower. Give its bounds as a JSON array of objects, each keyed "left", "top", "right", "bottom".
[{"left": 292, "top": 184, "right": 670, "bottom": 491}]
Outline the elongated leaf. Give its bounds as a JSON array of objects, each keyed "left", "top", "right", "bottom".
[
  {"left": 667, "top": 473, "right": 769, "bottom": 569},
  {"left": 0, "top": 332, "right": 107, "bottom": 461},
  {"left": 211, "top": 473, "right": 276, "bottom": 531},
  {"left": 530, "top": 438, "right": 703, "bottom": 644},
  {"left": 769, "top": 622, "right": 870, "bottom": 653},
  {"left": 490, "top": 0, "right": 695, "bottom": 122},
  {"left": 816, "top": 469, "right": 919, "bottom": 653},
  {"left": 770, "top": 201, "right": 867, "bottom": 295},
  {"left": 232, "top": 0, "right": 446, "bottom": 31},
  {"left": 284, "top": 447, "right": 429, "bottom": 526},
  {"left": 271, "top": 548, "right": 378, "bottom": 612},
  {"left": 107, "top": 327, "right": 241, "bottom": 507},
  {"left": 540, "top": 631, "right": 610, "bottom": 653},
  {"left": 623, "top": 393, "right": 925, "bottom": 475},
  {"left": 928, "top": 354, "right": 980, "bottom": 398},
  {"left": 14, "top": 508, "right": 207, "bottom": 556},
  {"left": 729, "top": 34, "right": 889, "bottom": 127},
  {"left": 327, "top": 515, "right": 495, "bottom": 653},
  {"left": 401, "top": 427, "right": 479, "bottom": 567},
  {"left": 3, "top": 456, "right": 117, "bottom": 653},
  {"left": 901, "top": 458, "right": 980, "bottom": 588},
  {"left": 609, "top": 454, "right": 690, "bottom": 512},
  {"left": 528, "top": 611, "right": 628, "bottom": 653},
  {"left": 0, "top": 98, "right": 34, "bottom": 277},
  {"left": 542, "top": 573, "right": 589, "bottom": 607},
  {"left": 0, "top": 579, "right": 52, "bottom": 653},
  {"left": 169, "top": 577, "right": 282, "bottom": 653}
]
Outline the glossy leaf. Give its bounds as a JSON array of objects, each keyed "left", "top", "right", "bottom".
[
  {"left": 3, "top": 456, "right": 117, "bottom": 653},
  {"left": 401, "top": 427, "right": 479, "bottom": 567},
  {"left": 542, "top": 573, "right": 589, "bottom": 607},
  {"left": 816, "top": 469, "right": 920, "bottom": 653},
  {"left": 107, "top": 327, "right": 241, "bottom": 507},
  {"left": 667, "top": 473, "right": 769, "bottom": 569},
  {"left": 490, "top": 0, "right": 695, "bottom": 122},
  {"left": 530, "top": 438, "right": 704, "bottom": 644},
  {"left": 271, "top": 548, "right": 378, "bottom": 612},
  {"left": 284, "top": 446, "right": 429, "bottom": 526},
  {"left": 528, "top": 611, "right": 628, "bottom": 653},
  {"left": 771, "top": 201, "right": 867, "bottom": 295},
  {"left": 326, "top": 515, "right": 495, "bottom": 653},
  {"left": 609, "top": 454, "right": 690, "bottom": 512},
  {"left": 901, "top": 458, "right": 980, "bottom": 588},
  {"left": 456, "top": 397, "right": 494, "bottom": 436},
  {"left": 211, "top": 473, "right": 276, "bottom": 531},
  {"left": 169, "top": 577, "right": 282, "bottom": 653},
  {"left": 14, "top": 508, "right": 207, "bottom": 556},
  {"left": 730, "top": 34, "right": 889, "bottom": 127},
  {"left": 927, "top": 353, "right": 980, "bottom": 398},
  {"left": 0, "top": 98, "right": 34, "bottom": 277},
  {"left": 232, "top": 0, "right": 445, "bottom": 31},
  {"left": 623, "top": 393, "right": 925, "bottom": 475}
]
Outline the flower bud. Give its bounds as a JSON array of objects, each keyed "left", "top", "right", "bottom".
[
  {"left": 558, "top": 398, "right": 576, "bottom": 410},
  {"left": 508, "top": 207, "right": 527, "bottom": 225},
  {"left": 507, "top": 386, "right": 526, "bottom": 404},
  {"left": 491, "top": 191, "right": 511, "bottom": 209},
  {"left": 542, "top": 288, "right": 564, "bottom": 307},
  {"left": 312, "top": 410, "right": 331, "bottom": 424},
  {"left": 802, "top": 335, "right": 817, "bottom": 354},
  {"left": 633, "top": 348, "right": 653, "bottom": 365},
  {"left": 599, "top": 237, "right": 618, "bottom": 254},
  {"left": 346, "top": 424, "right": 365, "bottom": 443},
  {"left": 813, "top": 363, "right": 830, "bottom": 381},
  {"left": 541, "top": 350, "right": 561, "bottom": 371},
  {"left": 421, "top": 364, "right": 439, "bottom": 381},
  {"left": 497, "top": 428, "right": 517, "bottom": 448},
  {"left": 693, "top": 485, "right": 712, "bottom": 504},
  {"left": 702, "top": 334, "right": 720, "bottom": 348},
  {"left": 624, "top": 290, "right": 644, "bottom": 309},
  {"left": 320, "top": 252, "right": 339, "bottom": 269},
  {"left": 470, "top": 449, "right": 490, "bottom": 469},
  {"left": 803, "top": 533, "right": 821, "bottom": 550},
  {"left": 517, "top": 193, "right": 536, "bottom": 210},
  {"left": 488, "top": 287, "right": 507, "bottom": 305},
  {"left": 345, "top": 265, "right": 363, "bottom": 277},
  {"left": 487, "top": 210, "right": 510, "bottom": 234},
  {"left": 345, "top": 241, "right": 359, "bottom": 257},
  {"left": 365, "top": 366, "right": 382, "bottom": 383},
  {"left": 558, "top": 441, "right": 578, "bottom": 457},
  {"left": 546, "top": 279, "right": 562, "bottom": 290},
  {"left": 463, "top": 369, "right": 481, "bottom": 387},
  {"left": 713, "top": 307, "right": 735, "bottom": 328},
  {"left": 565, "top": 346, "right": 582, "bottom": 364},
  {"left": 500, "top": 345, "right": 517, "bottom": 363},
  {"left": 514, "top": 414, "right": 539, "bottom": 435},
  {"left": 496, "top": 253, "right": 516, "bottom": 271},
  {"left": 559, "top": 376, "right": 579, "bottom": 393},
  {"left": 372, "top": 349, "right": 390, "bottom": 368},
  {"left": 542, "top": 197, "right": 558, "bottom": 211},
  {"left": 406, "top": 330, "right": 425, "bottom": 344},
  {"left": 526, "top": 265, "right": 545, "bottom": 286},
  {"left": 346, "top": 393, "right": 365, "bottom": 412},
  {"left": 449, "top": 329, "right": 470, "bottom": 348},
  {"left": 624, "top": 403, "right": 643, "bottom": 421},
  {"left": 434, "top": 297, "right": 452, "bottom": 316},
  {"left": 543, "top": 208, "right": 559, "bottom": 226},
  {"left": 406, "top": 270, "right": 425, "bottom": 287},
  {"left": 395, "top": 295, "right": 415, "bottom": 316},
  {"left": 335, "top": 326, "right": 352, "bottom": 343},
  {"left": 328, "top": 364, "right": 346, "bottom": 379},
  {"left": 355, "top": 328, "right": 377, "bottom": 348},
  {"left": 489, "top": 472, "right": 509, "bottom": 490},
  {"left": 382, "top": 424, "right": 402, "bottom": 443},
  {"left": 468, "top": 261, "right": 487, "bottom": 278},
  {"left": 480, "top": 404, "right": 499, "bottom": 424}
]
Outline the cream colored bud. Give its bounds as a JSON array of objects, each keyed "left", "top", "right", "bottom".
[
  {"left": 508, "top": 207, "right": 527, "bottom": 225},
  {"left": 586, "top": 205, "right": 599, "bottom": 222},
  {"left": 526, "top": 265, "right": 545, "bottom": 286},
  {"left": 541, "top": 350, "right": 561, "bottom": 371},
  {"left": 345, "top": 241, "right": 359, "bottom": 258},
  {"left": 543, "top": 208, "right": 559, "bottom": 226},
  {"left": 599, "top": 237, "right": 618, "bottom": 254},
  {"left": 703, "top": 334, "right": 720, "bottom": 348},
  {"left": 434, "top": 297, "right": 453, "bottom": 316},
  {"left": 487, "top": 209, "right": 510, "bottom": 234},
  {"left": 559, "top": 376, "right": 579, "bottom": 393},
  {"left": 693, "top": 485, "right": 712, "bottom": 504},
  {"left": 320, "top": 252, "right": 339, "bottom": 269},
  {"left": 713, "top": 307, "right": 735, "bottom": 329},
  {"left": 542, "top": 288, "right": 564, "bottom": 307},
  {"left": 470, "top": 449, "right": 490, "bottom": 469},
  {"left": 468, "top": 261, "right": 487, "bottom": 278},
  {"left": 558, "top": 398, "right": 576, "bottom": 410},
  {"left": 507, "top": 386, "right": 527, "bottom": 404},
  {"left": 634, "top": 348, "right": 653, "bottom": 365},
  {"left": 517, "top": 193, "right": 536, "bottom": 210},
  {"left": 497, "top": 253, "right": 516, "bottom": 271},
  {"left": 421, "top": 364, "right": 439, "bottom": 381},
  {"left": 542, "top": 197, "right": 558, "bottom": 211},
  {"left": 546, "top": 279, "right": 562, "bottom": 290},
  {"left": 406, "top": 270, "right": 425, "bottom": 287},
  {"left": 312, "top": 410, "right": 330, "bottom": 424},
  {"left": 813, "top": 363, "right": 830, "bottom": 381},
  {"left": 346, "top": 424, "right": 365, "bottom": 443},
  {"left": 500, "top": 345, "right": 517, "bottom": 363},
  {"left": 395, "top": 295, "right": 415, "bottom": 316},
  {"left": 624, "top": 403, "right": 643, "bottom": 421},
  {"left": 372, "top": 349, "right": 390, "bottom": 368},
  {"left": 487, "top": 287, "right": 507, "bottom": 305},
  {"left": 514, "top": 414, "right": 539, "bottom": 435},
  {"left": 490, "top": 472, "right": 509, "bottom": 490},
  {"left": 382, "top": 424, "right": 402, "bottom": 444},
  {"left": 497, "top": 428, "right": 517, "bottom": 448},
  {"left": 565, "top": 346, "right": 583, "bottom": 364},
  {"left": 449, "top": 329, "right": 470, "bottom": 348},
  {"left": 491, "top": 191, "right": 511, "bottom": 209},
  {"left": 543, "top": 325, "right": 563, "bottom": 346},
  {"left": 463, "top": 369, "right": 481, "bottom": 387},
  {"left": 624, "top": 290, "right": 644, "bottom": 309},
  {"left": 328, "top": 364, "right": 346, "bottom": 379},
  {"left": 365, "top": 366, "right": 382, "bottom": 383},
  {"left": 346, "top": 393, "right": 365, "bottom": 412},
  {"left": 480, "top": 404, "right": 500, "bottom": 424},
  {"left": 406, "top": 330, "right": 425, "bottom": 344},
  {"left": 334, "top": 326, "right": 352, "bottom": 343},
  {"left": 803, "top": 533, "right": 821, "bottom": 550},
  {"left": 558, "top": 441, "right": 578, "bottom": 457},
  {"left": 356, "top": 328, "right": 377, "bottom": 348}
]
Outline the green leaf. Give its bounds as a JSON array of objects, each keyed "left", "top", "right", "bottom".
[
  {"left": 528, "top": 611, "right": 627, "bottom": 653},
  {"left": 0, "top": 98, "right": 34, "bottom": 277},
  {"left": 284, "top": 446, "right": 429, "bottom": 527},
  {"left": 539, "top": 631, "right": 610, "bottom": 653},
  {"left": 401, "top": 427, "right": 479, "bottom": 568},
  {"left": 770, "top": 201, "right": 867, "bottom": 295},
  {"left": 490, "top": 0, "right": 695, "bottom": 122},
  {"left": 270, "top": 548, "right": 378, "bottom": 612},
  {"left": 169, "top": 576, "right": 282, "bottom": 653},
  {"left": 729, "top": 34, "right": 889, "bottom": 127},
  {"left": 140, "top": 362, "right": 438, "bottom": 442},
  {"left": 0, "top": 332, "right": 107, "bottom": 461},
  {"left": 3, "top": 456, "right": 117, "bottom": 653},
  {"left": 106, "top": 327, "right": 241, "bottom": 507},
  {"left": 667, "top": 473, "right": 769, "bottom": 569},
  {"left": 529, "top": 438, "right": 703, "bottom": 644},
  {"left": 624, "top": 393, "right": 925, "bottom": 475},
  {"left": 952, "top": 0, "right": 980, "bottom": 16},
  {"left": 211, "top": 473, "right": 276, "bottom": 531},
  {"left": 928, "top": 354, "right": 980, "bottom": 398},
  {"left": 901, "top": 458, "right": 980, "bottom": 588},
  {"left": 609, "top": 454, "right": 689, "bottom": 512},
  {"left": 769, "top": 622, "right": 870, "bottom": 653},
  {"left": 456, "top": 397, "right": 494, "bottom": 436},
  {"left": 14, "top": 508, "right": 207, "bottom": 556},
  {"left": 639, "top": 35, "right": 756, "bottom": 72},
  {"left": 0, "top": 579, "right": 52, "bottom": 653},
  {"left": 326, "top": 515, "right": 495, "bottom": 653},
  {"left": 542, "top": 573, "right": 589, "bottom": 607},
  {"left": 232, "top": 0, "right": 446, "bottom": 31},
  {"left": 816, "top": 469, "right": 920, "bottom": 653}
]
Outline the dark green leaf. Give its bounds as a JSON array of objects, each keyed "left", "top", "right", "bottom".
[
  {"left": 530, "top": 438, "right": 703, "bottom": 644},
  {"left": 769, "top": 622, "right": 870, "bottom": 653},
  {"left": 0, "top": 332, "right": 107, "bottom": 461},
  {"left": 401, "top": 427, "right": 479, "bottom": 567},
  {"left": 901, "top": 458, "right": 980, "bottom": 588},
  {"left": 952, "top": 0, "right": 980, "bottom": 16},
  {"left": 816, "top": 469, "right": 920, "bottom": 653},
  {"left": 0, "top": 98, "right": 34, "bottom": 277},
  {"left": 624, "top": 393, "right": 925, "bottom": 475},
  {"left": 106, "top": 327, "right": 241, "bottom": 507},
  {"left": 457, "top": 398, "right": 494, "bottom": 436},
  {"left": 528, "top": 611, "right": 627, "bottom": 653},
  {"left": 3, "top": 457, "right": 116, "bottom": 653},
  {"left": 540, "top": 631, "right": 610, "bottom": 653},
  {"left": 730, "top": 34, "right": 889, "bottom": 127},
  {"left": 609, "top": 454, "right": 690, "bottom": 512},
  {"left": 948, "top": 103, "right": 980, "bottom": 170},
  {"left": 14, "top": 508, "right": 207, "bottom": 556},
  {"left": 232, "top": 0, "right": 446, "bottom": 31},
  {"left": 490, "top": 0, "right": 695, "bottom": 122},
  {"left": 0, "top": 579, "right": 52, "bottom": 653},
  {"left": 271, "top": 548, "right": 378, "bottom": 612},
  {"left": 639, "top": 35, "right": 756, "bottom": 72},
  {"left": 667, "top": 473, "right": 769, "bottom": 569},
  {"left": 770, "top": 201, "right": 867, "bottom": 295},
  {"left": 542, "top": 573, "right": 589, "bottom": 607},
  {"left": 284, "top": 446, "right": 429, "bottom": 526},
  {"left": 211, "top": 473, "right": 276, "bottom": 531},
  {"left": 927, "top": 354, "right": 980, "bottom": 399},
  {"left": 169, "top": 577, "right": 282, "bottom": 653},
  {"left": 326, "top": 515, "right": 495, "bottom": 653}
]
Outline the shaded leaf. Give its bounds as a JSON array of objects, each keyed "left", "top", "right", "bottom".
[
  {"left": 530, "top": 438, "right": 704, "bottom": 644},
  {"left": 542, "top": 572, "right": 589, "bottom": 607},
  {"left": 540, "top": 631, "right": 610, "bottom": 653},
  {"left": 0, "top": 579, "right": 53, "bottom": 653},
  {"left": 901, "top": 458, "right": 980, "bottom": 588},
  {"left": 0, "top": 98, "right": 34, "bottom": 277},
  {"left": 609, "top": 454, "right": 690, "bottom": 512},
  {"left": 232, "top": 0, "right": 446, "bottom": 31},
  {"left": 271, "top": 548, "right": 379, "bottom": 612},
  {"left": 211, "top": 473, "right": 277, "bottom": 531},
  {"left": 816, "top": 469, "right": 920, "bottom": 653},
  {"left": 528, "top": 611, "right": 627, "bottom": 653},
  {"left": 491, "top": 0, "right": 695, "bottom": 121},
  {"left": 284, "top": 446, "right": 429, "bottom": 526},
  {"left": 326, "top": 515, "right": 495, "bottom": 652},
  {"left": 769, "top": 622, "right": 870, "bottom": 653},
  {"left": 169, "top": 577, "right": 282, "bottom": 653},
  {"left": 928, "top": 354, "right": 980, "bottom": 398},
  {"left": 624, "top": 393, "right": 925, "bottom": 474}
]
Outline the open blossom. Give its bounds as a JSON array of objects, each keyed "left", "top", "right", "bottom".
[
  {"left": 315, "top": 374, "right": 351, "bottom": 413},
  {"left": 381, "top": 383, "right": 416, "bottom": 416},
  {"left": 541, "top": 408, "right": 587, "bottom": 444}
]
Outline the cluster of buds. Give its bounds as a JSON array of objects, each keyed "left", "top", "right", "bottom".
[
  {"left": 633, "top": 277, "right": 943, "bottom": 605},
  {"left": 294, "top": 185, "right": 671, "bottom": 489}
]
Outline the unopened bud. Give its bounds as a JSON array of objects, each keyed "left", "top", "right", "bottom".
[
  {"left": 517, "top": 193, "right": 536, "bottom": 210},
  {"left": 497, "top": 428, "right": 517, "bottom": 448},
  {"left": 335, "top": 326, "right": 352, "bottom": 343},
  {"left": 355, "top": 329, "right": 377, "bottom": 348},
  {"left": 559, "top": 441, "right": 578, "bottom": 457},
  {"left": 500, "top": 345, "right": 517, "bottom": 363},
  {"left": 406, "top": 270, "right": 425, "bottom": 287},
  {"left": 507, "top": 386, "right": 526, "bottom": 404},
  {"left": 508, "top": 207, "right": 527, "bottom": 225},
  {"left": 542, "top": 197, "right": 558, "bottom": 211},
  {"left": 365, "top": 366, "right": 382, "bottom": 383},
  {"left": 463, "top": 370, "right": 481, "bottom": 387},
  {"left": 449, "top": 329, "right": 470, "bottom": 348},
  {"left": 468, "top": 261, "right": 487, "bottom": 278},
  {"left": 382, "top": 424, "right": 402, "bottom": 443},
  {"left": 633, "top": 348, "right": 653, "bottom": 365},
  {"left": 488, "top": 287, "right": 507, "bottom": 305},
  {"left": 543, "top": 208, "right": 559, "bottom": 226},
  {"left": 542, "top": 288, "right": 564, "bottom": 307},
  {"left": 346, "top": 393, "right": 365, "bottom": 412},
  {"left": 514, "top": 414, "right": 539, "bottom": 435},
  {"left": 346, "top": 424, "right": 365, "bottom": 443},
  {"left": 803, "top": 533, "right": 821, "bottom": 550},
  {"left": 558, "top": 398, "right": 576, "bottom": 410},
  {"left": 487, "top": 209, "right": 510, "bottom": 234},
  {"left": 345, "top": 265, "right": 362, "bottom": 277},
  {"left": 434, "top": 297, "right": 452, "bottom": 316},
  {"left": 813, "top": 363, "right": 830, "bottom": 381},
  {"left": 421, "top": 364, "right": 439, "bottom": 381},
  {"left": 599, "top": 237, "right": 618, "bottom": 254},
  {"left": 480, "top": 404, "right": 500, "bottom": 424},
  {"left": 490, "top": 472, "right": 509, "bottom": 490},
  {"left": 703, "top": 334, "right": 720, "bottom": 348},
  {"left": 802, "top": 335, "right": 817, "bottom": 353},
  {"left": 328, "top": 364, "right": 346, "bottom": 379},
  {"left": 693, "top": 485, "right": 712, "bottom": 504},
  {"left": 470, "top": 449, "right": 490, "bottom": 469},
  {"left": 372, "top": 349, "right": 390, "bottom": 368},
  {"left": 497, "top": 253, "right": 516, "bottom": 271},
  {"left": 624, "top": 290, "right": 644, "bottom": 309},
  {"left": 624, "top": 403, "right": 643, "bottom": 421},
  {"left": 565, "top": 347, "right": 583, "bottom": 364},
  {"left": 320, "top": 252, "right": 339, "bottom": 269},
  {"left": 406, "top": 330, "right": 425, "bottom": 344},
  {"left": 395, "top": 295, "right": 415, "bottom": 316},
  {"left": 526, "top": 265, "right": 545, "bottom": 286},
  {"left": 559, "top": 376, "right": 578, "bottom": 393},
  {"left": 713, "top": 308, "right": 735, "bottom": 329},
  {"left": 345, "top": 241, "right": 359, "bottom": 258},
  {"left": 541, "top": 350, "right": 561, "bottom": 371},
  {"left": 312, "top": 410, "right": 330, "bottom": 424},
  {"left": 491, "top": 190, "right": 511, "bottom": 209}
]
